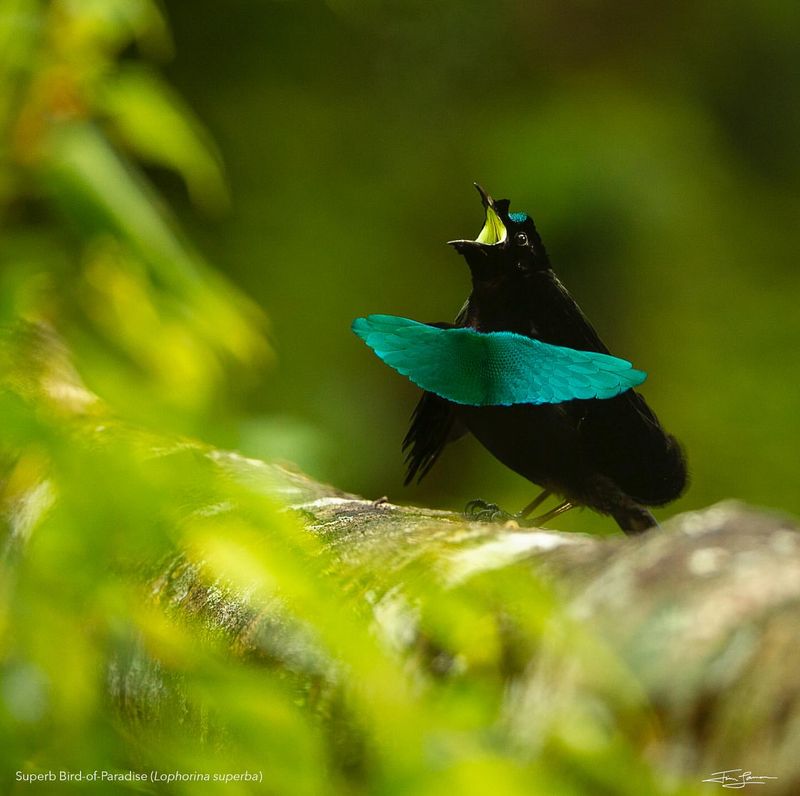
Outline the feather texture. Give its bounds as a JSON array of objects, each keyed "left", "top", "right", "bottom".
[{"left": 352, "top": 315, "right": 646, "bottom": 407}]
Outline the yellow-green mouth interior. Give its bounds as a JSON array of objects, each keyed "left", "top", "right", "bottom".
[{"left": 475, "top": 206, "right": 507, "bottom": 245}]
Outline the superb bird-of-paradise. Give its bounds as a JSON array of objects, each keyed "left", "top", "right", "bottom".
[{"left": 353, "top": 184, "right": 687, "bottom": 533}]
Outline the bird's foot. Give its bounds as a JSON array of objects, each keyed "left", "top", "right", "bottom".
[{"left": 464, "top": 499, "right": 515, "bottom": 523}]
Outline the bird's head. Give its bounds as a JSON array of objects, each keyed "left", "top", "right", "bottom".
[{"left": 448, "top": 183, "right": 549, "bottom": 283}]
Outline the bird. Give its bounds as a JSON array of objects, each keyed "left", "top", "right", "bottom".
[{"left": 352, "top": 184, "right": 687, "bottom": 534}]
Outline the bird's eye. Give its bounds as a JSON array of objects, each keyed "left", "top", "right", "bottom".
[{"left": 514, "top": 232, "right": 529, "bottom": 246}]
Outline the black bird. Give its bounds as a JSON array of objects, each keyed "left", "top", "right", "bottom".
[{"left": 356, "top": 185, "right": 687, "bottom": 533}]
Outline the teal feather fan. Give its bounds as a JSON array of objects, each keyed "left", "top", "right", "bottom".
[{"left": 352, "top": 315, "right": 646, "bottom": 407}]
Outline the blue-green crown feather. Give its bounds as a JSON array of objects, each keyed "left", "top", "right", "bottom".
[
  {"left": 352, "top": 315, "right": 646, "bottom": 407},
  {"left": 508, "top": 212, "right": 528, "bottom": 223}
]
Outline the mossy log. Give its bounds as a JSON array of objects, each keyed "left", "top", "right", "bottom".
[{"left": 144, "top": 452, "right": 800, "bottom": 792}]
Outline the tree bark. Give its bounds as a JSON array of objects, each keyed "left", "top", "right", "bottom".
[{"left": 142, "top": 452, "right": 800, "bottom": 792}]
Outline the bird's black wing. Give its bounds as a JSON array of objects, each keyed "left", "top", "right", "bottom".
[
  {"left": 537, "top": 273, "right": 687, "bottom": 505},
  {"left": 402, "top": 390, "right": 466, "bottom": 484},
  {"left": 402, "top": 307, "right": 469, "bottom": 485},
  {"left": 538, "top": 272, "right": 611, "bottom": 354}
]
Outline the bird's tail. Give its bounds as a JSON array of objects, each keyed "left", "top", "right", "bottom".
[
  {"left": 583, "top": 391, "right": 688, "bottom": 507},
  {"left": 611, "top": 504, "right": 658, "bottom": 535}
]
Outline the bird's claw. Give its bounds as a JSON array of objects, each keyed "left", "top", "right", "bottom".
[{"left": 464, "top": 499, "right": 514, "bottom": 523}]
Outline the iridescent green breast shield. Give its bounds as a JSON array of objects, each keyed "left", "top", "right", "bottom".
[{"left": 352, "top": 315, "right": 646, "bottom": 407}]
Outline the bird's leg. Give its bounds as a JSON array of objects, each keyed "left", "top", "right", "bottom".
[
  {"left": 516, "top": 490, "right": 551, "bottom": 519},
  {"left": 464, "top": 499, "right": 514, "bottom": 523},
  {"left": 523, "top": 500, "right": 575, "bottom": 528}
]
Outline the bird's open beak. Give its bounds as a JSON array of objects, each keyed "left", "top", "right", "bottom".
[{"left": 448, "top": 182, "right": 507, "bottom": 252}]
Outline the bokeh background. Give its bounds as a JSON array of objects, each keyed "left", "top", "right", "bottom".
[
  {"left": 160, "top": 0, "right": 800, "bottom": 531},
  {"left": 2, "top": 2, "right": 799, "bottom": 794}
]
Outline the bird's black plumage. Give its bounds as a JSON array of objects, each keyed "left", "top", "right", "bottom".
[{"left": 403, "top": 185, "right": 687, "bottom": 534}]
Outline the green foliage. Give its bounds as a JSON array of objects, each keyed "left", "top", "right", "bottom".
[
  {"left": 0, "top": 1, "right": 766, "bottom": 794},
  {"left": 0, "top": 0, "right": 267, "bottom": 434}
]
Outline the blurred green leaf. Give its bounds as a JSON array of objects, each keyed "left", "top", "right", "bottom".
[{"left": 101, "top": 65, "right": 229, "bottom": 213}]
